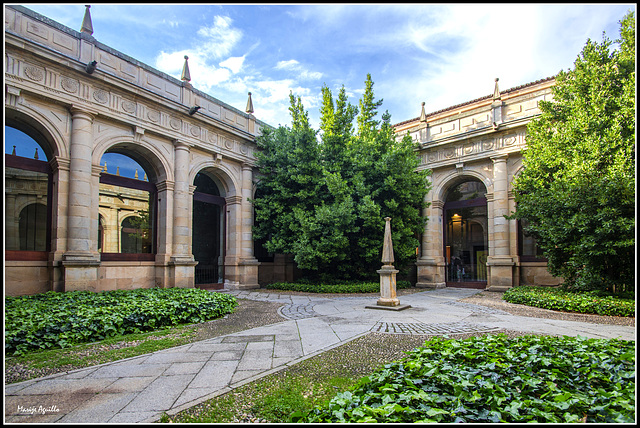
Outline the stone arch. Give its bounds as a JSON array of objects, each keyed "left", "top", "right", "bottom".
[
  {"left": 4, "top": 107, "right": 64, "bottom": 161},
  {"left": 92, "top": 135, "right": 173, "bottom": 184},
  {"left": 188, "top": 159, "right": 239, "bottom": 198},
  {"left": 434, "top": 169, "right": 492, "bottom": 203}
]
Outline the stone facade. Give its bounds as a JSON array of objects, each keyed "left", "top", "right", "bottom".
[
  {"left": 4, "top": 5, "right": 266, "bottom": 295},
  {"left": 5, "top": 5, "right": 564, "bottom": 296},
  {"left": 394, "top": 78, "right": 563, "bottom": 291}
]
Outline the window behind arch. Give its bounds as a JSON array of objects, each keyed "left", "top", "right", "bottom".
[
  {"left": 99, "top": 152, "right": 156, "bottom": 261},
  {"left": 5, "top": 126, "right": 52, "bottom": 261}
]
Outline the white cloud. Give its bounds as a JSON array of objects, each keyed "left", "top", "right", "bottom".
[
  {"left": 220, "top": 56, "right": 245, "bottom": 74},
  {"left": 274, "top": 59, "right": 323, "bottom": 81},
  {"left": 275, "top": 59, "right": 300, "bottom": 70},
  {"left": 196, "top": 16, "right": 243, "bottom": 59}
]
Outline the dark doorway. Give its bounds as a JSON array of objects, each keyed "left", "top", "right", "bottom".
[{"left": 193, "top": 173, "right": 226, "bottom": 289}]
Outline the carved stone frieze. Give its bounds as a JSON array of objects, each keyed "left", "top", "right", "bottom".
[
  {"left": 93, "top": 89, "right": 109, "bottom": 104},
  {"left": 61, "top": 76, "right": 79, "bottom": 93},
  {"left": 24, "top": 65, "right": 44, "bottom": 82}
]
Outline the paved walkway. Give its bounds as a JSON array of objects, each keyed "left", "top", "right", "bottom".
[{"left": 4, "top": 288, "right": 635, "bottom": 423}]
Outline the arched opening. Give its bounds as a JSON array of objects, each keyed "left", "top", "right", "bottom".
[
  {"left": 5, "top": 125, "right": 52, "bottom": 260},
  {"left": 98, "top": 151, "right": 157, "bottom": 261},
  {"left": 443, "top": 179, "right": 488, "bottom": 288},
  {"left": 192, "top": 171, "right": 226, "bottom": 288}
]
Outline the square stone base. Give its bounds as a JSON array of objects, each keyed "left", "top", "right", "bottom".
[{"left": 365, "top": 304, "right": 412, "bottom": 311}]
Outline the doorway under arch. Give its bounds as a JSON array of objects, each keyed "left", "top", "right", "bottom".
[
  {"left": 443, "top": 179, "right": 488, "bottom": 289},
  {"left": 192, "top": 171, "right": 226, "bottom": 289}
]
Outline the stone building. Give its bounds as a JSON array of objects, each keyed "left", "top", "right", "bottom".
[
  {"left": 5, "top": 5, "right": 562, "bottom": 296},
  {"left": 394, "top": 78, "right": 563, "bottom": 291},
  {"left": 4, "top": 5, "right": 273, "bottom": 296}
]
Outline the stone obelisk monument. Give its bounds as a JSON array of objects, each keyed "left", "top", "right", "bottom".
[{"left": 366, "top": 217, "right": 411, "bottom": 311}]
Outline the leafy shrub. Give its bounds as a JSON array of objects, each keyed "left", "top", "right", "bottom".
[
  {"left": 296, "top": 334, "right": 635, "bottom": 423},
  {"left": 503, "top": 286, "right": 634, "bottom": 317},
  {"left": 264, "top": 280, "right": 412, "bottom": 294},
  {"left": 5, "top": 288, "right": 237, "bottom": 355}
]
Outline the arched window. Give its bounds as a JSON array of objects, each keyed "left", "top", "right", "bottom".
[
  {"left": 5, "top": 126, "right": 52, "bottom": 260},
  {"left": 99, "top": 151, "right": 156, "bottom": 261}
]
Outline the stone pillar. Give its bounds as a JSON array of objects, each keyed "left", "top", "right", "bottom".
[
  {"left": 487, "top": 155, "right": 514, "bottom": 290},
  {"left": 62, "top": 107, "right": 100, "bottom": 291},
  {"left": 154, "top": 180, "right": 174, "bottom": 288},
  {"left": 416, "top": 195, "right": 446, "bottom": 288},
  {"left": 170, "top": 141, "right": 196, "bottom": 287},
  {"left": 238, "top": 163, "right": 259, "bottom": 288}
]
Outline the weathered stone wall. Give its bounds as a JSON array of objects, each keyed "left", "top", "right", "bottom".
[
  {"left": 5, "top": 5, "right": 264, "bottom": 295},
  {"left": 395, "top": 78, "right": 560, "bottom": 290}
]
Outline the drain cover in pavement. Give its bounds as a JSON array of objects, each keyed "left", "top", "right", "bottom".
[{"left": 372, "top": 321, "right": 499, "bottom": 335}]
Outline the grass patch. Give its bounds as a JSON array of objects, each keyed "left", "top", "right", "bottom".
[{"left": 503, "top": 286, "right": 635, "bottom": 317}]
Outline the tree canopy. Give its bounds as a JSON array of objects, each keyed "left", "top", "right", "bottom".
[
  {"left": 511, "top": 12, "right": 635, "bottom": 293},
  {"left": 253, "top": 74, "right": 431, "bottom": 281}
]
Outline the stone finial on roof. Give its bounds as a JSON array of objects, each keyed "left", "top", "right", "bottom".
[
  {"left": 419, "top": 102, "right": 427, "bottom": 122},
  {"left": 246, "top": 92, "right": 254, "bottom": 114},
  {"left": 181, "top": 55, "right": 191, "bottom": 83},
  {"left": 493, "top": 77, "right": 501, "bottom": 101},
  {"left": 81, "top": 5, "right": 94, "bottom": 35}
]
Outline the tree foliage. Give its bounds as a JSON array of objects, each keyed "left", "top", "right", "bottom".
[
  {"left": 253, "top": 75, "right": 431, "bottom": 280},
  {"left": 511, "top": 12, "right": 635, "bottom": 293}
]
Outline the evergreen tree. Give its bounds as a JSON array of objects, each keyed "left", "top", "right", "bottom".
[
  {"left": 254, "top": 76, "right": 431, "bottom": 281},
  {"left": 511, "top": 12, "right": 635, "bottom": 293}
]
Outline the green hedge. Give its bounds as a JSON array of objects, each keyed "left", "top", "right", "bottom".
[
  {"left": 5, "top": 288, "right": 237, "bottom": 355},
  {"left": 503, "top": 286, "right": 634, "bottom": 317},
  {"left": 296, "top": 334, "right": 635, "bottom": 423},
  {"left": 264, "top": 280, "right": 412, "bottom": 294}
]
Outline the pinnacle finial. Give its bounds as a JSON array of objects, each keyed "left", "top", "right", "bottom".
[
  {"left": 246, "top": 92, "right": 254, "bottom": 114},
  {"left": 419, "top": 101, "right": 427, "bottom": 122},
  {"left": 493, "top": 77, "right": 501, "bottom": 101},
  {"left": 81, "top": 5, "right": 93, "bottom": 35},
  {"left": 181, "top": 55, "right": 191, "bottom": 83}
]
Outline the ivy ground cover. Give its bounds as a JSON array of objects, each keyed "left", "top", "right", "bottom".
[
  {"left": 5, "top": 288, "right": 237, "bottom": 355},
  {"left": 296, "top": 334, "right": 635, "bottom": 423},
  {"left": 503, "top": 286, "right": 635, "bottom": 317}
]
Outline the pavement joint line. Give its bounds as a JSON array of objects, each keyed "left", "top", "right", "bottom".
[{"left": 155, "top": 329, "right": 373, "bottom": 421}]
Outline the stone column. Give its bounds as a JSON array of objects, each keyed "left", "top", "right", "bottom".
[
  {"left": 62, "top": 106, "right": 100, "bottom": 291},
  {"left": 170, "top": 140, "right": 196, "bottom": 287},
  {"left": 487, "top": 155, "right": 514, "bottom": 290},
  {"left": 238, "top": 163, "right": 259, "bottom": 288},
  {"left": 416, "top": 193, "right": 446, "bottom": 288},
  {"left": 154, "top": 180, "right": 174, "bottom": 287}
]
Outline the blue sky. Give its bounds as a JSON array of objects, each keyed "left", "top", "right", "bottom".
[{"left": 11, "top": 3, "right": 637, "bottom": 132}]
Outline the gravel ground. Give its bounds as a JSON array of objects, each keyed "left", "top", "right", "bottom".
[{"left": 459, "top": 290, "right": 635, "bottom": 326}]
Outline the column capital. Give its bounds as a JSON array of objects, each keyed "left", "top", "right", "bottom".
[
  {"left": 156, "top": 180, "right": 175, "bottom": 192},
  {"left": 226, "top": 195, "right": 243, "bottom": 205},
  {"left": 50, "top": 156, "right": 70, "bottom": 172},
  {"left": 173, "top": 140, "right": 191, "bottom": 151},
  {"left": 70, "top": 105, "right": 99, "bottom": 120},
  {"left": 490, "top": 154, "right": 508, "bottom": 163}
]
